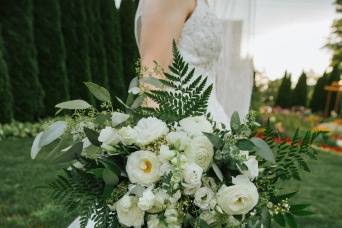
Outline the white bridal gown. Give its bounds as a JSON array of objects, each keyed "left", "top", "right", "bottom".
[{"left": 69, "top": 0, "right": 253, "bottom": 227}]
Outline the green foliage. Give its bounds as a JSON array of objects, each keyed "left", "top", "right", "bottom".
[
  {"left": 60, "top": 0, "right": 93, "bottom": 103},
  {"left": 275, "top": 72, "right": 293, "bottom": 108},
  {"left": 0, "top": 28, "right": 13, "bottom": 123},
  {"left": 0, "top": 0, "right": 44, "bottom": 121},
  {"left": 310, "top": 72, "right": 329, "bottom": 113},
  {"left": 120, "top": 0, "right": 139, "bottom": 87},
  {"left": 292, "top": 72, "right": 308, "bottom": 107},
  {"left": 33, "top": 0, "right": 69, "bottom": 116},
  {"left": 139, "top": 42, "right": 213, "bottom": 122},
  {"left": 85, "top": 0, "right": 109, "bottom": 90},
  {"left": 100, "top": 0, "right": 127, "bottom": 105},
  {"left": 326, "top": 0, "right": 342, "bottom": 67}
]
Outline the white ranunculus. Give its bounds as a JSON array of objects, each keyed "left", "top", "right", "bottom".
[
  {"left": 116, "top": 195, "right": 144, "bottom": 227},
  {"left": 111, "top": 112, "right": 130, "bottom": 127},
  {"left": 194, "top": 187, "right": 216, "bottom": 210},
  {"left": 166, "top": 131, "right": 191, "bottom": 151},
  {"left": 182, "top": 163, "right": 203, "bottom": 195},
  {"left": 126, "top": 150, "right": 161, "bottom": 185},
  {"left": 118, "top": 126, "right": 137, "bottom": 145},
  {"left": 217, "top": 176, "right": 259, "bottom": 215},
  {"left": 179, "top": 116, "right": 213, "bottom": 137},
  {"left": 138, "top": 188, "right": 155, "bottom": 211},
  {"left": 98, "top": 127, "right": 120, "bottom": 151},
  {"left": 185, "top": 136, "right": 214, "bottom": 171},
  {"left": 134, "top": 117, "right": 169, "bottom": 146},
  {"left": 243, "top": 156, "right": 259, "bottom": 179},
  {"left": 159, "top": 145, "right": 176, "bottom": 161}
]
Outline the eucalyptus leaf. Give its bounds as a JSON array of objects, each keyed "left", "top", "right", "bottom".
[
  {"left": 203, "top": 133, "right": 223, "bottom": 149},
  {"left": 53, "top": 141, "right": 83, "bottom": 163},
  {"left": 250, "top": 137, "right": 275, "bottom": 162},
  {"left": 55, "top": 100, "right": 91, "bottom": 110},
  {"left": 131, "top": 95, "right": 145, "bottom": 109},
  {"left": 102, "top": 169, "right": 119, "bottom": 186},
  {"left": 237, "top": 139, "right": 255, "bottom": 151},
  {"left": 212, "top": 162, "right": 223, "bottom": 182},
  {"left": 140, "top": 76, "right": 164, "bottom": 88},
  {"left": 39, "top": 121, "right": 67, "bottom": 148},
  {"left": 84, "top": 82, "right": 111, "bottom": 102},
  {"left": 261, "top": 208, "right": 271, "bottom": 228},
  {"left": 88, "top": 168, "right": 105, "bottom": 178},
  {"left": 230, "top": 111, "right": 241, "bottom": 131},
  {"left": 31, "top": 132, "right": 44, "bottom": 159},
  {"left": 285, "top": 213, "right": 298, "bottom": 228},
  {"left": 273, "top": 214, "right": 286, "bottom": 227},
  {"left": 84, "top": 127, "right": 101, "bottom": 147},
  {"left": 100, "top": 158, "right": 121, "bottom": 176},
  {"left": 128, "top": 77, "right": 139, "bottom": 90}
]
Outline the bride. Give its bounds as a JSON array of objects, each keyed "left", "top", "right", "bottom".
[{"left": 69, "top": 0, "right": 252, "bottom": 227}]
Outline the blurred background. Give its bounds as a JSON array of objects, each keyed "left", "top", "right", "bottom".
[{"left": 0, "top": 0, "right": 341, "bottom": 227}]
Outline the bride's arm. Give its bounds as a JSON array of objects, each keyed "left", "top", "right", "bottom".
[{"left": 139, "top": 0, "right": 194, "bottom": 71}]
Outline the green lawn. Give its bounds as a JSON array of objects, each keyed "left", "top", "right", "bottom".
[{"left": 0, "top": 138, "right": 341, "bottom": 228}]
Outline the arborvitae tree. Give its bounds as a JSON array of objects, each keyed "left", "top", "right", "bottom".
[
  {"left": 326, "top": 0, "right": 342, "bottom": 67},
  {"left": 85, "top": 0, "right": 109, "bottom": 89},
  {"left": 0, "top": 29, "right": 13, "bottom": 123},
  {"left": 100, "top": 0, "right": 127, "bottom": 103},
  {"left": 120, "top": 0, "right": 139, "bottom": 87},
  {"left": 327, "top": 66, "right": 341, "bottom": 112},
  {"left": 0, "top": 0, "right": 44, "bottom": 121},
  {"left": 275, "top": 72, "right": 293, "bottom": 108},
  {"left": 33, "top": 0, "right": 69, "bottom": 115},
  {"left": 60, "top": 0, "right": 93, "bottom": 103},
  {"left": 292, "top": 72, "right": 308, "bottom": 107},
  {"left": 310, "top": 72, "right": 329, "bottom": 113}
]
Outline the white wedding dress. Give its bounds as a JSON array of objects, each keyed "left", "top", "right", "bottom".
[{"left": 68, "top": 0, "right": 252, "bottom": 227}]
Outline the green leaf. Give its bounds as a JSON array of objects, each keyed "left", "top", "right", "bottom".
[
  {"left": 102, "top": 169, "right": 119, "bottom": 186},
  {"left": 140, "top": 76, "right": 164, "bottom": 88},
  {"left": 39, "top": 121, "right": 67, "bottom": 148},
  {"left": 100, "top": 158, "right": 121, "bottom": 176},
  {"left": 128, "top": 77, "right": 139, "bottom": 91},
  {"left": 250, "top": 137, "right": 275, "bottom": 162},
  {"left": 274, "top": 192, "right": 298, "bottom": 202},
  {"left": 88, "top": 168, "right": 105, "bottom": 178},
  {"left": 230, "top": 111, "right": 241, "bottom": 131},
  {"left": 84, "top": 127, "right": 101, "bottom": 147},
  {"left": 31, "top": 132, "right": 44, "bottom": 159},
  {"left": 55, "top": 100, "right": 91, "bottom": 110},
  {"left": 203, "top": 132, "right": 223, "bottom": 149},
  {"left": 84, "top": 82, "right": 111, "bottom": 102},
  {"left": 131, "top": 95, "right": 145, "bottom": 109},
  {"left": 274, "top": 214, "right": 286, "bottom": 227},
  {"left": 291, "top": 210, "right": 315, "bottom": 216},
  {"left": 290, "top": 204, "right": 310, "bottom": 212},
  {"left": 237, "top": 139, "right": 256, "bottom": 151},
  {"left": 261, "top": 208, "right": 271, "bottom": 228},
  {"left": 53, "top": 141, "right": 83, "bottom": 163},
  {"left": 285, "top": 213, "right": 298, "bottom": 228}
]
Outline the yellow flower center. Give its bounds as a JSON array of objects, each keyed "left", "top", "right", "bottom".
[{"left": 140, "top": 160, "right": 153, "bottom": 173}]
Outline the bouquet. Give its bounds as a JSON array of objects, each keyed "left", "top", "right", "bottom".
[{"left": 31, "top": 43, "right": 320, "bottom": 228}]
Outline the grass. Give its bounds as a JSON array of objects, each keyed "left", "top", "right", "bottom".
[{"left": 0, "top": 138, "right": 341, "bottom": 227}]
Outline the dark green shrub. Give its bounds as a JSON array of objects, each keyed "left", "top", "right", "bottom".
[{"left": 292, "top": 72, "right": 308, "bottom": 107}]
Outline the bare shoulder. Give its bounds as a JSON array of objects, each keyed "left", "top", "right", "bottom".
[{"left": 144, "top": 0, "right": 195, "bottom": 17}]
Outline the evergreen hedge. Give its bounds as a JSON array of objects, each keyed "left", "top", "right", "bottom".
[
  {"left": 0, "top": 0, "right": 44, "bottom": 121},
  {"left": 310, "top": 72, "right": 329, "bottom": 113},
  {"left": 292, "top": 72, "right": 308, "bottom": 107},
  {"left": 120, "top": 0, "right": 139, "bottom": 87},
  {"left": 100, "top": 0, "right": 127, "bottom": 103},
  {"left": 85, "top": 0, "right": 109, "bottom": 89},
  {"left": 0, "top": 28, "right": 13, "bottom": 123},
  {"left": 33, "top": 0, "right": 69, "bottom": 115},
  {"left": 275, "top": 72, "right": 293, "bottom": 108},
  {"left": 60, "top": 0, "right": 93, "bottom": 103}
]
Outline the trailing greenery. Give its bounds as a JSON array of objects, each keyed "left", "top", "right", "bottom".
[
  {"left": 100, "top": 0, "right": 127, "bottom": 104},
  {"left": 33, "top": 0, "right": 69, "bottom": 116},
  {"left": 120, "top": 0, "right": 139, "bottom": 87},
  {"left": 85, "top": 0, "right": 109, "bottom": 90},
  {"left": 310, "top": 72, "right": 329, "bottom": 113},
  {"left": 275, "top": 72, "right": 293, "bottom": 108},
  {"left": 292, "top": 72, "right": 308, "bottom": 107},
  {"left": 0, "top": 0, "right": 44, "bottom": 121},
  {"left": 60, "top": 0, "right": 93, "bottom": 103},
  {"left": 0, "top": 28, "right": 13, "bottom": 123},
  {"left": 139, "top": 42, "right": 213, "bottom": 122}
]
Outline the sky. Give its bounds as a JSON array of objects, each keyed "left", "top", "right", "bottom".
[{"left": 253, "top": 0, "right": 337, "bottom": 80}]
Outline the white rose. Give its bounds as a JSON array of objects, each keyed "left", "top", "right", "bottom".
[
  {"left": 242, "top": 156, "right": 259, "bottom": 179},
  {"left": 164, "top": 207, "right": 181, "bottom": 228},
  {"left": 217, "top": 176, "right": 259, "bottom": 215},
  {"left": 134, "top": 117, "right": 169, "bottom": 146},
  {"left": 138, "top": 188, "right": 155, "bottom": 211},
  {"left": 179, "top": 116, "right": 213, "bottom": 137},
  {"left": 185, "top": 136, "right": 214, "bottom": 171},
  {"left": 148, "top": 215, "right": 167, "bottom": 228},
  {"left": 166, "top": 131, "right": 191, "bottom": 151},
  {"left": 147, "top": 189, "right": 168, "bottom": 213},
  {"left": 116, "top": 195, "right": 144, "bottom": 227},
  {"left": 194, "top": 187, "right": 216, "bottom": 210},
  {"left": 118, "top": 126, "right": 137, "bottom": 145},
  {"left": 98, "top": 127, "right": 120, "bottom": 150},
  {"left": 159, "top": 145, "right": 176, "bottom": 161},
  {"left": 111, "top": 112, "right": 130, "bottom": 127},
  {"left": 126, "top": 150, "right": 161, "bottom": 185},
  {"left": 182, "top": 163, "right": 203, "bottom": 195}
]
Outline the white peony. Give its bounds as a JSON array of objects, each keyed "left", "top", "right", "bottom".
[
  {"left": 194, "top": 187, "right": 216, "bottom": 210},
  {"left": 98, "top": 127, "right": 120, "bottom": 151},
  {"left": 242, "top": 156, "right": 259, "bottom": 179},
  {"left": 159, "top": 145, "right": 176, "bottom": 161},
  {"left": 217, "top": 175, "right": 259, "bottom": 215},
  {"left": 179, "top": 116, "right": 213, "bottom": 137},
  {"left": 166, "top": 131, "right": 191, "bottom": 151},
  {"left": 185, "top": 135, "right": 214, "bottom": 171},
  {"left": 134, "top": 117, "right": 169, "bottom": 146},
  {"left": 111, "top": 112, "right": 130, "bottom": 127},
  {"left": 182, "top": 163, "right": 203, "bottom": 195},
  {"left": 118, "top": 126, "right": 137, "bottom": 145},
  {"left": 116, "top": 195, "right": 144, "bottom": 227},
  {"left": 138, "top": 188, "right": 155, "bottom": 211},
  {"left": 126, "top": 150, "right": 161, "bottom": 185}
]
